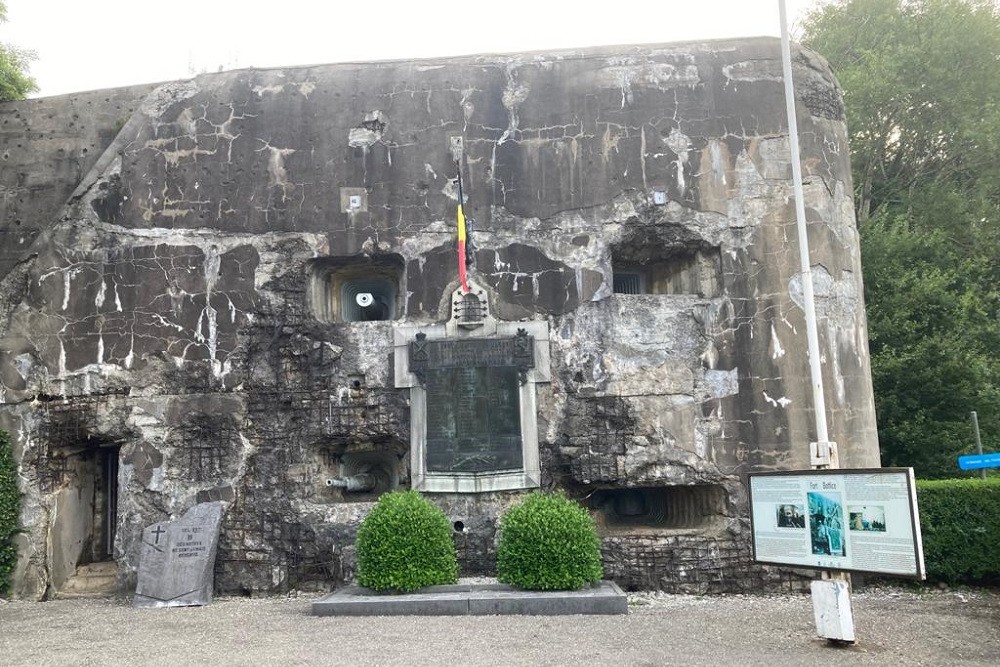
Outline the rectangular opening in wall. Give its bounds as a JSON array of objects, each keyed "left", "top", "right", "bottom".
[
  {"left": 99, "top": 447, "right": 119, "bottom": 560},
  {"left": 48, "top": 442, "right": 120, "bottom": 595},
  {"left": 340, "top": 277, "right": 397, "bottom": 321},
  {"left": 612, "top": 247, "right": 722, "bottom": 297},
  {"left": 612, "top": 271, "right": 645, "bottom": 295},
  {"left": 307, "top": 255, "right": 404, "bottom": 323},
  {"left": 590, "top": 484, "right": 726, "bottom": 531}
]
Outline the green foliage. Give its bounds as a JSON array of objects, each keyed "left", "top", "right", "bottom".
[
  {"left": 355, "top": 490, "right": 458, "bottom": 593},
  {"left": 861, "top": 218, "right": 1000, "bottom": 476},
  {"left": 496, "top": 492, "right": 603, "bottom": 591},
  {"left": 916, "top": 478, "right": 1000, "bottom": 584},
  {"left": 802, "top": 1, "right": 1000, "bottom": 477},
  {"left": 0, "top": 1, "right": 37, "bottom": 101},
  {"left": 0, "top": 430, "right": 21, "bottom": 596},
  {"left": 803, "top": 0, "right": 1000, "bottom": 223}
]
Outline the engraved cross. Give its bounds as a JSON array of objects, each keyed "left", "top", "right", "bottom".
[{"left": 151, "top": 525, "right": 167, "bottom": 544}]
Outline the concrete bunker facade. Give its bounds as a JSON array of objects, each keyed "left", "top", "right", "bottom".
[{"left": 0, "top": 37, "right": 879, "bottom": 598}]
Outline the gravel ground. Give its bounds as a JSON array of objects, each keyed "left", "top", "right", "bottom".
[{"left": 0, "top": 586, "right": 997, "bottom": 666}]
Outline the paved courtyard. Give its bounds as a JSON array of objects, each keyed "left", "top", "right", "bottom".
[{"left": 0, "top": 587, "right": 997, "bottom": 666}]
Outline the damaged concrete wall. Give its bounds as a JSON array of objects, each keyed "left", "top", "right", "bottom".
[{"left": 0, "top": 37, "right": 878, "bottom": 598}]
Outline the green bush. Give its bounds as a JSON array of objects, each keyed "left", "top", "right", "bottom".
[
  {"left": 0, "top": 430, "right": 20, "bottom": 596},
  {"left": 916, "top": 478, "right": 1000, "bottom": 584},
  {"left": 497, "top": 491, "right": 603, "bottom": 591},
  {"left": 355, "top": 490, "right": 458, "bottom": 592}
]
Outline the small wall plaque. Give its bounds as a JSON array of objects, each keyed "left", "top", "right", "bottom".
[{"left": 340, "top": 187, "right": 368, "bottom": 213}]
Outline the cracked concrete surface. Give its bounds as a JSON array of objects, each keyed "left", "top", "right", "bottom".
[{"left": 0, "top": 37, "right": 878, "bottom": 599}]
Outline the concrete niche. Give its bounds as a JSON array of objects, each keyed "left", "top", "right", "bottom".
[{"left": 308, "top": 255, "right": 405, "bottom": 323}]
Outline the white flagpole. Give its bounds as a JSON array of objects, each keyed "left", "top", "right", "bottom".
[
  {"left": 779, "top": 0, "right": 830, "bottom": 455},
  {"left": 778, "top": 0, "right": 855, "bottom": 643}
]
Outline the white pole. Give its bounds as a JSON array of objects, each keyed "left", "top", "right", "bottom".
[
  {"left": 779, "top": 0, "right": 830, "bottom": 449},
  {"left": 778, "top": 0, "right": 855, "bottom": 644}
]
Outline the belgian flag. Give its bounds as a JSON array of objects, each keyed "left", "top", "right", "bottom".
[{"left": 455, "top": 162, "right": 470, "bottom": 293}]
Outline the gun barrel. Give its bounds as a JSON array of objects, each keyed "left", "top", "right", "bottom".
[{"left": 325, "top": 474, "right": 376, "bottom": 492}]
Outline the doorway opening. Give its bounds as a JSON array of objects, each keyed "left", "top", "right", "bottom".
[
  {"left": 95, "top": 447, "right": 119, "bottom": 562},
  {"left": 50, "top": 443, "right": 120, "bottom": 596}
]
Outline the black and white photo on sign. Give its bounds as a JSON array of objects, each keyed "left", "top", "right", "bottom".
[{"left": 775, "top": 503, "right": 805, "bottom": 528}]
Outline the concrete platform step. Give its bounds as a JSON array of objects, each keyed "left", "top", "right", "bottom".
[
  {"left": 312, "top": 580, "right": 628, "bottom": 616},
  {"left": 74, "top": 561, "right": 118, "bottom": 578},
  {"left": 56, "top": 562, "right": 118, "bottom": 598}
]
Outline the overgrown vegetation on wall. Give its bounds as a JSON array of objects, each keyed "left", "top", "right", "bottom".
[
  {"left": 917, "top": 478, "right": 1000, "bottom": 584},
  {"left": 0, "top": 429, "right": 20, "bottom": 595}
]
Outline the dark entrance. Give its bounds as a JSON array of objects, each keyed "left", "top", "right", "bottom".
[
  {"left": 96, "top": 447, "right": 119, "bottom": 561},
  {"left": 49, "top": 443, "right": 121, "bottom": 594}
]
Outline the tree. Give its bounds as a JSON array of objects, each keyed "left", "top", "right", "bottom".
[
  {"left": 803, "top": 0, "right": 1000, "bottom": 225},
  {"left": 0, "top": 1, "right": 37, "bottom": 101},
  {"left": 802, "top": 0, "right": 1000, "bottom": 478},
  {"left": 860, "top": 218, "right": 999, "bottom": 475}
]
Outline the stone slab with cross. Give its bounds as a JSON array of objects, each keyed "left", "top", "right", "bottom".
[{"left": 133, "top": 501, "right": 226, "bottom": 608}]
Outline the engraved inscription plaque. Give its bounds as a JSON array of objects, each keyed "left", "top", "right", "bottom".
[
  {"left": 411, "top": 330, "right": 535, "bottom": 474},
  {"left": 133, "top": 501, "right": 225, "bottom": 608},
  {"left": 397, "top": 316, "right": 548, "bottom": 493},
  {"left": 425, "top": 366, "right": 522, "bottom": 472},
  {"left": 413, "top": 338, "right": 530, "bottom": 369},
  {"left": 410, "top": 329, "right": 535, "bottom": 385}
]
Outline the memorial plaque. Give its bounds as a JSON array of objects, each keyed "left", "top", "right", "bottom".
[
  {"left": 411, "top": 337, "right": 533, "bottom": 369},
  {"left": 425, "top": 366, "right": 522, "bottom": 472},
  {"left": 133, "top": 501, "right": 225, "bottom": 608},
  {"left": 409, "top": 329, "right": 537, "bottom": 476}
]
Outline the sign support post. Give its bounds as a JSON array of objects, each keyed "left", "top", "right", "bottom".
[
  {"left": 971, "top": 412, "right": 986, "bottom": 480},
  {"left": 778, "top": 0, "right": 856, "bottom": 643}
]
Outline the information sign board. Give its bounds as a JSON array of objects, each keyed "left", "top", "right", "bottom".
[{"left": 748, "top": 468, "right": 925, "bottom": 579}]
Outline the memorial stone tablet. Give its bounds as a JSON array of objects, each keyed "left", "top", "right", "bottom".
[
  {"left": 425, "top": 366, "right": 522, "bottom": 472},
  {"left": 133, "top": 501, "right": 225, "bottom": 608},
  {"left": 411, "top": 330, "right": 533, "bottom": 473}
]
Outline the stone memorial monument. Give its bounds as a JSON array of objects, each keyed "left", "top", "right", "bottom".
[{"left": 133, "top": 502, "right": 226, "bottom": 608}]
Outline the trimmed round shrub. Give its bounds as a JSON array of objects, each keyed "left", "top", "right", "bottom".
[
  {"left": 355, "top": 490, "right": 458, "bottom": 592},
  {"left": 497, "top": 491, "right": 603, "bottom": 591}
]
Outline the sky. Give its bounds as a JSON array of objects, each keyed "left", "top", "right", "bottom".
[{"left": 3, "top": 0, "right": 818, "bottom": 98}]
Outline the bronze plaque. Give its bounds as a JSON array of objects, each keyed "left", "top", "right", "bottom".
[
  {"left": 412, "top": 331, "right": 535, "bottom": 473},
  {"left": 412, "top": 337, "right": 530, "bottom": 369},
  {"left": 423, "top": 366, "right": 522, "bottom": 473},
  {"left": 409, "top": 329, "right": 534, "bottom": 386}
]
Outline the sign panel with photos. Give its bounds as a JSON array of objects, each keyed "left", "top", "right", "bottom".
[{"left": 748, "top": 468, "right": 925, "bottom": 578}]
